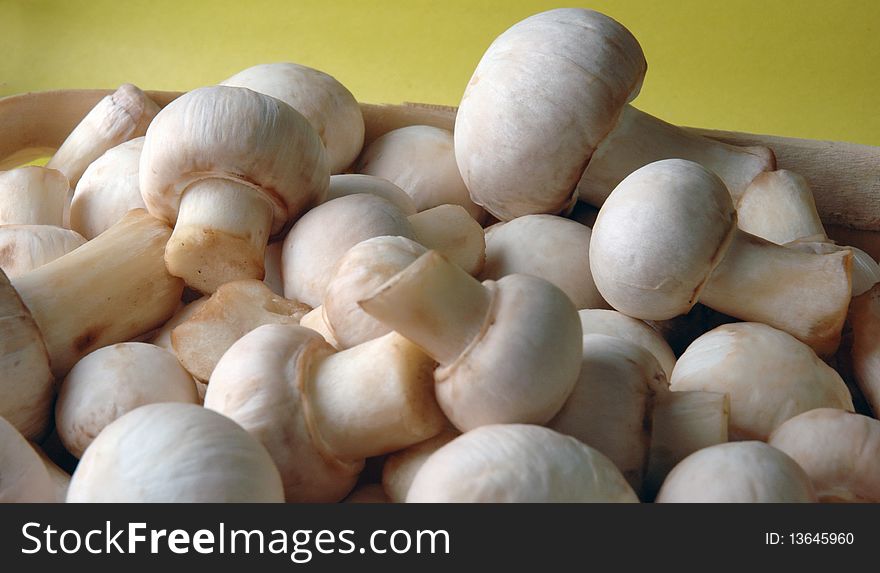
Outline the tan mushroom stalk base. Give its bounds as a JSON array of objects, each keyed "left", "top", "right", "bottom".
[
  {"left": 205, "top": 324, "right": 445, "bottom": 502},
  {"left": 360, "top": 250, "right": 582, "bottom": 430},
  {"left": 590, "top": 159, "right": 851, "bottom": 356}
]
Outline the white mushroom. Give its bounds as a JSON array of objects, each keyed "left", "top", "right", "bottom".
[
  {"left": 299, "top": 305, "right": 340, "bottom": 349},
  {"left": 406, "top": 424, "right": 639, "bottom": 502},
  {"left": 578, "top": 309, "right": 676, "bottom": 379},
  {"left": 55, "top": 342, "right": 199, "bottom": 458},
  {"left": 850, "top": 283, "right": 880, "bottom": 414},
  {"left": 382, "top": 428, "right": 459, "bottom": 503},
  {"left": 0, "top": 416, "right": 56, "bottom": 502},
  {"left": 0, "top": 166, "right": 68, "bottom": 226},
  {"left": 325, "top": 174, "right": 417, "bottom": 215},
  {"left": 0, "top": 225, "right": 86, "bottom": 278},
  {"left": 67, "top": 403, "right": 284, "bottom": 502}
]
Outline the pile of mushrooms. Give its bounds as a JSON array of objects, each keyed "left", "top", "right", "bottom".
[{"left": 1, "top": 6, "right": 878, "bottom": 504}]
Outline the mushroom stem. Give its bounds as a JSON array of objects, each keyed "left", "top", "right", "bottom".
[
  {"left": 307, "top": 333, "right": 443, "bottom": 461},
  {"left": 358, "top": 251, "right": 492, "bottom": 365},
  {"left": 11, "top": 209, "right": 184, "bottom": 376},
  {"left": 701, "top": 230, "right": 851, "bottom": 356},
  {"left": 578, "top": 105, "right": 775, "bottom": 206},
  {"left": 165, "top": 179, "right": 274, "bottom": 293}
]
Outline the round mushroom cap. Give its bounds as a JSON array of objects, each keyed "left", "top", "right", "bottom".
[
  {"left": 578, "top": 309, "right": 676, "bottom": 378},
  {"left": 454, "top": 8, "right": 646, "bottom": 220},
  {"left": 204, "top": 324, "right": 363, "bottom": 502},
  {"left": 768, "top": 408, "right": 880, "bottom": 502},
  {"left": 55, "top": 342, "right": 199, "bottom": 458},
  {"left": 324, "top": 235, "right": 428, "bottom": 349},
  {"left": 357, "top": 125, "right": 485, "bottom": 221},
  {"left": 655, "top": 441, "right": 817, "bottom": 503},
  {"left": 406, "top": 424, "right": 638, "bottom": 502},
  {"left": 436, "top": 274, "right": 582, "bottom": 430},
  {"left": 0, "top": 415, "right": 56, "bottom": 502},
  {"left": 326, "top": 174, "right": 416, "bottom": 215},
  {"left": 590, "top": 159, "right": 737, "bottom": 320},
  {"left": 282, "top": 193, "right": 416, "bottom": 307},
  {"left": 70, "top": 137, "right": 146, "bottom": 239},
  {"left": 382, "top": 428, "right": 459, "bottom": 503},
  {"left": 140, "top": 85, "right": 329, "bottom": 234},
  {"left": 221, "top": 62, "right": 364, "bottom": 174},
  {"left": 670, "top": 322, "right": 854, "bottom": 440},
  {"left": 67, "top": 403, "right": 284, "bottom": 502},
  {"left": 482, "top": 214, "right": 606, "bottom": 309}
]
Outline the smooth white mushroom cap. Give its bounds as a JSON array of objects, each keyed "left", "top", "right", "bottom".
[
  {"left": 0, "top": 166, "right": 69, "bottom": 226},
  {"left": 55, "top": 342, "right": 199, "bottom": 458},
  {"left": 67, "top": 403, "right": 284, "bottom": 502},
  {"left": 70, "top": 137, "right": 146, "bottom": 239},
  {"left": 140, "top": 85, "right": 329, "bottom": 234},
  {"left": 670, "top": 322, "right": 853, "bottom": 440},
  {"left": 768, "top": 408, "right": 880, "bottom": 502},
  {"left": 578, "top": 309, "right": 676, "bottom": 378},
  {"left": 0, "top": 416, "right": 55, "bottom": 502},
  {"left": 455, "top": 8, "right": 646, "bottom": 220},
  {"left": 655, "top": 441, "right": 817, "bottom": 503},
  {"left": 0, "top": 225, "right": 86, "bottom": 278},
  {"left": 590, "top": 159, "right": 736, "bottom": 319},
  {"left": 325, "top": 174, "right": 417, "bottom": 215},
  {"left": 482, "top": 214, "right": 607, "bottom": 309},
  {"left": 357, "top": 125, "right": 485, "bottom": 221},
  {"left": 406, "top": 424, "right": 639, "bottom": 502},
  {"left": 221, "top": 62, "right": 364, "bottom": 174},
  {"left": 382, "top": 428, "right": 459, "bottom": 503}
]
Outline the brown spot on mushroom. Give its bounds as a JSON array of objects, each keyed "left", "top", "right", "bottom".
[{"left": 73, "top": 327, "right": 104, "bottom": 355}]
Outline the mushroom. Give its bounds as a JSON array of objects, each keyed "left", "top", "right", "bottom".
[
  {"left": 0, "top": 209, "right": 183, "bottom": 439},
  {"left": 455, "top": 8, "right": 773, "bottom": 220},
  {"left": 69, "top": 137, "right": 146, "bottom": 240},
  {"left": 299, "top": 305, "right": 339, "bottom": 349},
  {"left": 589, "top": 159, "right": 851, "bottom": 356},
  {"left": 356, "top": 125, "right": 486, "bottom": 222},
  {"left": 850, "top": 283, "right": 880, "bottom": 414},
  {"left": 578, "top": 309, "right": 676, "bottom": 378},
  {"left": 0, "top": 416, "right": 56, "bottom": 502},
  {"left": 0, "top": 166, "right": 68, "bottom": 226},
  {"left": 47, "top": 84, "right": 158, "bottom": 191},
  {"left": 66, "top": 403, "right": 284, "bottom": 502},
  {"left": 32, "top": 445, "right": 71, "bottom": 502},
  {"left": 220, "top": 62, "right": 364, "bottom": 174},
  {"left": 263, "top": 241, "right": 285, "bottom": 296},
  {"left": 655, "top": 442, "right": 817, "bottom": 503},
  {"left": 55, "top": 342, "right": 199, "bottom": 458},
  {"left": 325, "top": 174, "right": 416, "bottom": 215},
  {"left": 768, "top": 408, "right": 880, "bottom": 502},
  {"left": 482, "top": 214, "right": 607, "bottom": 309},
  {"left": 359, "top": 250, "right": 582, "bottom": 430},
  {"left": 406, "top": 424, "right": 639, "bottom": 502},
  {"left": 205, "top": 324, "right": 445, "bottom": 502},
  {"left": 737, "top": 170, "right": 880, "bottom": 296},
  {"left": 282, "top": 194, "right": 484, "bottom": 307},
  {"left": 149, "top": 298, "right": 207, "bottom": 351},
  {"left": 670, "top": 322, "right": 853, "bottom": 440},
  {"left": 344, "top": 484, "right": 390, "bottom": 504},
  {"left": 140, "top": 85, "right": 329, "bottom": 293},
  {"left": 0, "top": 225, "right": 86, "bottom": 278},
  {"left": 324, "top": 236, "right": 427, "bottom": 349},
  {"left": 382, "top": 428, "right": 459, "bottom": 503},
  {"left": 548, "top": 334, "right": 668, "bottom": 493},
  {"left": 171, "top": 279, "right": 310, "bottom": 382}
]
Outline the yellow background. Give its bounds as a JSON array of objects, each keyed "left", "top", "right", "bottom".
[{"left": 1, "top": 0, "right": 878, "bottom": 145}]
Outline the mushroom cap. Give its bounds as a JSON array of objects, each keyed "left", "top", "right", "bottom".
[
  {"left": 0, "top": 415, "right": 56, "bottom": 502},
  {"left": 67, "top": 403, "right": 284, "bottom": 502},
  {"left": 0, "top": 225, "right": 86, "bottom": 278},
  {"left": 454, "top": 8, "right": 646, "bottom": 220},
  {"left": 436, "top": 274, "right": 582, "bottom": 430},
  {"left": 382, "top": 427, "right": 459, "bottom": 503},
  {"left": 549, "top": 334, "right": 668, "bottom": 491},
  {"left": 406, "top": 424, "right": 638, "bottom": 502},
  {"left": 55, "top": 342, "right": 199, "bottom": 458},
  {"left": 578, "top": 308, "right": 676, "bottom": 378},
  {"left": 482, "top": 214, "right": 606, "bottom": 309},
  {"left": 326, "top": 174, "right": 416, "bottom": 215},
  {"left": 140, "top": 85, "right": 329, "bottom": 234},
  {"left": 70, "top": 137, "right": 146, "bottom": 239},
  {"left": 655, "top": 441, "right": 817, "bottom": 503},
  {"left": 204, "top": 324, "right": 362, "bottom": 502},
  {"left": 220, "top": 62, "right": 364, "bottom": 174},
  {"left": 0, "top": 166, "right": 69, "bottom": 226},
  {"left": 324, "top": 236, "right": 427, "bottom": 349},
  {"left": 281, "top": 193, "right": 415, "bottom": 307},
  {"left": 670, "top": 322, "right": 853, "bottom": 440},
  {"left": 768, "top": 408, "right": 880, "bottom": 502},
  {"left": 171, "top": 279, "right": 310, "bottom": 382},
  {"left": 590, "top": 159, "right": 737, "bottom": 319},
  {"left": 357, "top": 125, "right": 485, "bottom": 221}
]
